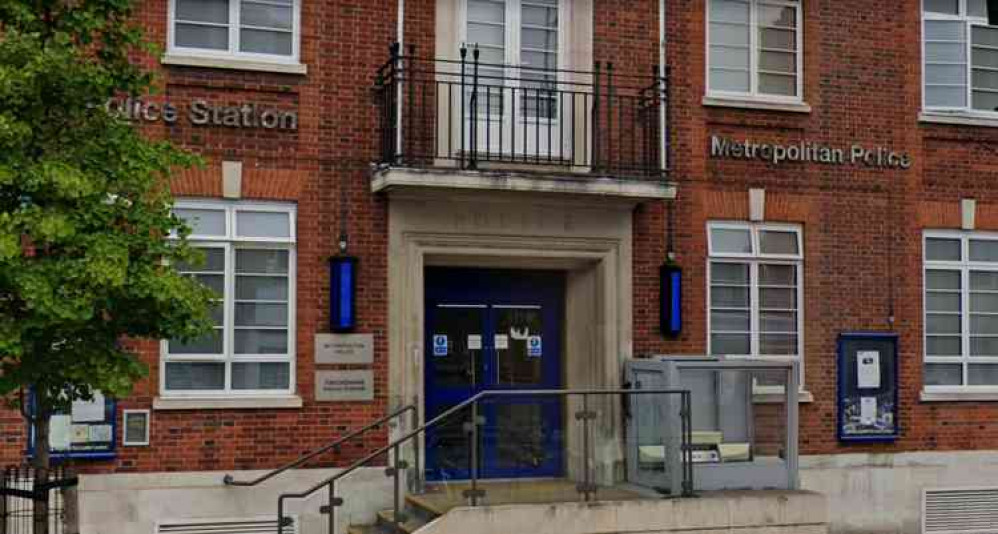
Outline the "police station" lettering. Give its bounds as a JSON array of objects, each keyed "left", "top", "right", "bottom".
[{"left": 107, "top": 98, "right": 297, "bottom": 131}]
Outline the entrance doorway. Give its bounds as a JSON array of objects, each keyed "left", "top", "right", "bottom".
[{"left": 424, "top": 268, "right": 564, "bottom": 481}]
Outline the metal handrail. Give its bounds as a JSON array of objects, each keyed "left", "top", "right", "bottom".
[
  {"left": 223, "top": 404, "right": 418, "bottom": 488},
  {"left": 275, "top": 387, "right": 692, "bottom": 534}
]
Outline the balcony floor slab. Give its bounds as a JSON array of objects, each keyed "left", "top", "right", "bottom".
[{"left": 371, "top": 166, "right": 675, "bottom": 201}]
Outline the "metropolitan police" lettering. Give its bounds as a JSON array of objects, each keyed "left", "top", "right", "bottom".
[{"left": 710, "top": 135, "right": 911, "bottom": 169}]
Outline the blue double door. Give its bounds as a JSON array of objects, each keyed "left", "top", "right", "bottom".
[{"left": 424, "top": 268, "right": 564, "bottom": 481}]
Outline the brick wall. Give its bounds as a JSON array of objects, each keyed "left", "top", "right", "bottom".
[
  {"left": 633, "top": 0, "right": 998, "bottom": 456},
  {"left": 5, "top": 0, "right": 998, "bottom": 473}
]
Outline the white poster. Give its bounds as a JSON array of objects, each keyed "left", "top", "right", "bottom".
[
  {"left": 467, "top": 334, "right": 482, "bottom": 350},
  {"left": 860, "top": 397, "right": 877, "bottom": 426},
  {"left": 49, "top": 415, "right": 72, "bottom": 450},
  {"left": 857, "top": 351, "right": 881, "bottom": 389},
  {"left": 495, "top": 334, "right": 509, "bottom": 350},
  {"left": 71, "top": 390, "right": 105, "bottom": 422}
]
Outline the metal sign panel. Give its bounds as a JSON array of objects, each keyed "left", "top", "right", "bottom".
[
  {"left": 314, "top": 333, "right": 374, "bottom": 365},
  {"left": 315, "top": 370, "right": 374, "bottom": 402}
]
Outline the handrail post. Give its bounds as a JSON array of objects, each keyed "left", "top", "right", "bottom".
[
  {"left": 592, "top": 62, "right": 601, "bottom": 171},
  {"left": 392, "top": 444, "right": 403, "bottom": 531},
  {"left": 392, "top": 41, "right": 403, "bottom": 165},
  {"left": 682, "top": 391, "right": 694, "bottom": 497},
  {"left": 606, "top": 62, "right": 614, "bottom": 176},
  {"left": 277, "top": 496, "right": 286, "bottom": 534},
  {"left": 327, "top": 481, "right": 337, "bottom": 534},
  {"left": 470, "top": 400, "right": 480, "bottom": 505},
  {"left": 412, "top": 405, "right": 422, "bottom": 493},
  {"left": 406, "top": 44, "right": 417, "bottom": 165},
  {"left": 469, "top": 46, "right": 480, "bottom": 170},
  {"left": 579, "top": 393, "right": 595, "bottom": 501},
  {"left": 459, "top": 46, "right": 467, "bottom": 169}
]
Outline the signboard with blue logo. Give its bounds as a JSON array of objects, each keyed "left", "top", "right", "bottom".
[
  {"left": 433, "top": 334, "right": 448, "bottom": 357},
  {"left": 528, "top": 335, "right": 542, "bottom": 358}
]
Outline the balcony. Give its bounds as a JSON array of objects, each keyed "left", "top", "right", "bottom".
[{"left": 371, "top": 45, "right": 674, "bottom": 200}]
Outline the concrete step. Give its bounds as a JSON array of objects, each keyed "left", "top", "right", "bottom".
[
  {"left": 346, "top": 525, "right": 383, "bottom": 534},
  {"left": 376, "top": 509, "right": 430, "bottom": 534}
]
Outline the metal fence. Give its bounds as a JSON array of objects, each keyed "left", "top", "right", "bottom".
[
  {"left": 0, "top": 466, "right": 76, "bottom": 534},
  {"left": 375, "top": 43, "right": 669, "bottom": 180}
]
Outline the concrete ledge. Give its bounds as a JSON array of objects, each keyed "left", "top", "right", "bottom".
[
  {"left": 153, "top": 395, "right": 303, "bottom": 410},
  {"left": 702, "top": 95, "right": 812, "bottom": 114},
  {"left": 161, "top": 54, "right": 308, "bottom": 75},
  {"left": 372, "top": 166, "right": 675, "bottom": 200},
  {"left": 78, "top": 468, "right": 391, "bottom": 534},
  {"left": 920, "top": 111, "right": 998, "bottom": 128},
  {"left": 418, "top": 490, "right": 828, "bottom": 534},
  {"left": 920, "top": 389, "right": 998, "bottom": 402}
]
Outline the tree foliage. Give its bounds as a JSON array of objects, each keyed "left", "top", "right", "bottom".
[{"left": 0, "top": 0, "right": 213, "bottom": 457}]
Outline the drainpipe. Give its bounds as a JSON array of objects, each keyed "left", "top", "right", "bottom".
[{"left": 659, "top": 0, "right": 668, "bottom": 173}]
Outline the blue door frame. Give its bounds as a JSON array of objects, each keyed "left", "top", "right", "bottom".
[{"left": 424, "top": 268, "right": 564, "bottom": 481}]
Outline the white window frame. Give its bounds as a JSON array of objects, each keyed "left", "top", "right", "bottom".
[
  {"left": 921, "top": 0, "right": 998, "bottom": 117},
  {"left": 705, "top": 0, "right": 804, "bottom": 104},
  {"left": 167, "top": 0, "right": 302, "bottom": 65},
  {"left": 707, "top": 221, "right": 805, "bottom": 384},
  {"left": 122, "top": 409, "right": 151, "bottom": 447},
  {"left": 162, "top": 199, "right": 297, "bottom": 398},
  {"left": 923, "top": 229, "right": 998, "bottom": 392},
  {"left": 458, "top": 0, "right": 570, "bottom": 71}
]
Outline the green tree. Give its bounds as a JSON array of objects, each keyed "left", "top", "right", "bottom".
[{"left": 0, "top": 1, "right": 213, "bottom": 529}]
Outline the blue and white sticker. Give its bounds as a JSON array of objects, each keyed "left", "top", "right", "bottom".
[
  {"left": 433, "top": 334, "right": 448, "bottom": 357},
  {"left": 527, "top": 335, "right": 542, "bottom": 358}
]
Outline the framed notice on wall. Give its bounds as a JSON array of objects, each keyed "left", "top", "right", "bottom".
[
  {"left": 27, "top": 391, "right": 117, "bottom": 460},
  {"left": 837, "top": 333, "right": 899, "bottom": 443}
]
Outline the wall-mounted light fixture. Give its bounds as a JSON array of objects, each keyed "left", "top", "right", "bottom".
[
  {"left": 329, "top": 256, "right": 358, "bottom": 332},
  {"left": 660, "top": 263, "right": 682, "bottom": 338}
]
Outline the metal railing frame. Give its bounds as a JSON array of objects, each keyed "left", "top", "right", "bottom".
[
  {"left": 274, "top": 388, "right": 693, "bottom": 534},
  {"left": 375, "top": 42, "right": 670, "bottom": 179}
]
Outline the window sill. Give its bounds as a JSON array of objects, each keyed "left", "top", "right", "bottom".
[
  {"left": 753, "top": 390, "right": 814, "bottom": 404},
  {"left": 919, "top": 111, "right": 998, "bottom": 128},
  {"left": 153, "top": 395, "right": 303, "bottom": 411},
  {"left": 703, "top": 95, "right": 811, "bottom": 114},
  {"left": 161, "top": 54, "right": 308, "bottom": 75},
  {"left": 920, "top": 390, "right": 998, "bottom": 402}
]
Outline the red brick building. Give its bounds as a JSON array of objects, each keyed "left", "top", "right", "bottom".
[{"left": 5, "top": 1, "right": 998, "bottom": 533}]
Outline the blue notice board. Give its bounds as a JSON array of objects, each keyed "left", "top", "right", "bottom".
[
  {"left": 27, "top": 392, "right": 117, "bottom": 460},
  {"left": 837, "top": 333, "right": 899, "bottom": 443}
]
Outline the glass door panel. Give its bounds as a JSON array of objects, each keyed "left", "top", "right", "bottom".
[{"left": 425, "top": 304, "right": 486, "bottom": 480}]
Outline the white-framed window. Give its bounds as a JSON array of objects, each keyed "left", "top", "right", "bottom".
[
  {"left": 462, "top": 0, "right": 564, "bottom": 119},
  {"left": 706, "top": 0, "right": 803, "bottom": 101},
  {"left": 163, "top": 199, "right": 296, "bottom": 397},
  {"left": 707, "top": 222, "right": 804, "bottom": 382},
  {"left": 167, "top": 0, "right": 300, "bottom": 62},
  {"left": 923, "top": 230, "right": 998, "bottom": 390},
  {"left": 922, "top": 0, "right": 998, "bottom": 114},
  {"left": 122, "top": 410, "right": 151, "bottom": 447}
]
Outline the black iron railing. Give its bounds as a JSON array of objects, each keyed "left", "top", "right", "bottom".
[
  {"left": 0, "top": 465, "right": 77, "bottom": 534},
  {"left": 274, "top": 388, "right": 693, "bottom": 534},
  {"left": 375, "top": 43, "right": 669, "bottom": 180}
]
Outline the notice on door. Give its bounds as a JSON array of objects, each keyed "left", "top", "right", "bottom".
[
  {"left": 528, "top": 335, "right": 542, "bottom": 358},
  {"left": 433, "top": 334, "right": 449, "bottom": 356},
  {"left": 315, "top": 370, "right": 374, "bottom": 402},
  {"left": 495, "top": 334, "right": 509, "bottom": 350}
]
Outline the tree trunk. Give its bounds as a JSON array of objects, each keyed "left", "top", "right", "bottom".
[{"left": 32, "top": 405, "right": 50, "bottom": 534}]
